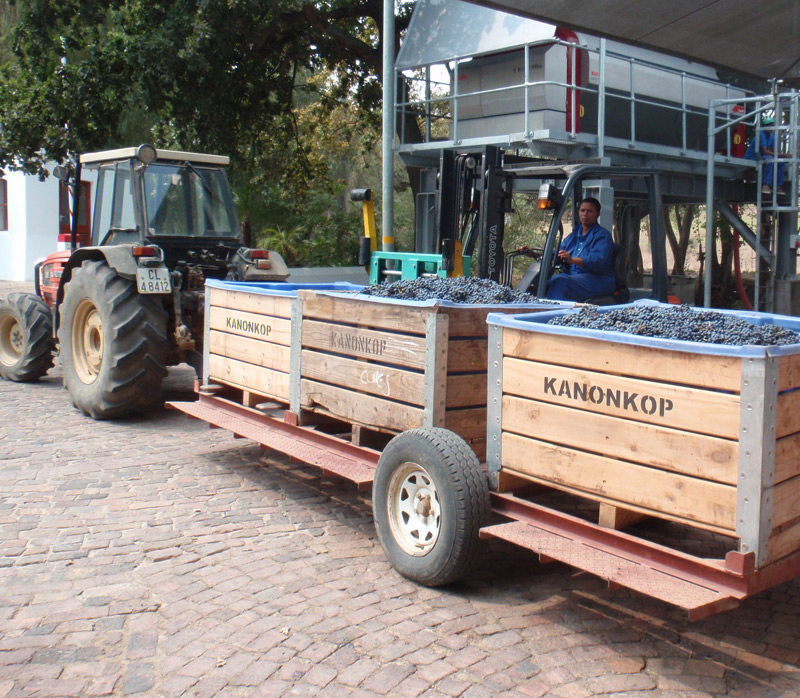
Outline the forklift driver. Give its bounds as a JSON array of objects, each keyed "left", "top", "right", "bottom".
[{"left": 545, "top": 198, "right": 616, "bottom": 302}]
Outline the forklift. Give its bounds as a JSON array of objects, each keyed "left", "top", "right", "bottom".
[{"left": 359, "top": 146, "right": 669, "bottom": 304}]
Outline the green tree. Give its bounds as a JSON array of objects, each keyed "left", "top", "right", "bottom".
[
  {"left": 663, "top": 204, "right": 697, "bottom": 275},
  {"left": 0, "top": 0, "right": 415, "bottom": 265},
  {"left": 0, "top": 0, "right": 414, "bottom": 176}
]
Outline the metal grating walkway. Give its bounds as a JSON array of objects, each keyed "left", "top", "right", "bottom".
[
  {"left": 482, "top": 493, "right": 752, "bottom": 620},
  {"left": 481, "top": 521, "right": 740, "bottom": 619},
  {"left": 169, "top": 396, "right": 378, "bottom": 490}
]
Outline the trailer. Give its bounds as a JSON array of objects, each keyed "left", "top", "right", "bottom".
[{"left": 170, "top": 282, "right": 800, "bottom": 620}]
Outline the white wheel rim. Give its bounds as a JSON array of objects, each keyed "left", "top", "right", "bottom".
[
  {"left": 386, "top": 461, "right": 441, "bottom": 556},
  {"left": 72, "top": 299, "right": 103, "bottom": 384},
  {"left": 0, "top": 314, "right": 23, "bottom": 365}
]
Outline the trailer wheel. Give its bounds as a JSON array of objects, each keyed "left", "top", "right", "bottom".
[
  {"left": 59, "top": 259, "right": 168, "bottom": 419},
  {"left": 0, "top": 293, "right": 54, "bottom": 382},
  {"left": 373, "top": 428, "right": 490, "bottom": 586}
]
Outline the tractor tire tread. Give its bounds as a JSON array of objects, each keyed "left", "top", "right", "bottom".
[
  {"left": 59, "top": 259, "right": 168, "bottom": 419},
  {"left": 0, "top": 293, "right": 54, "bottom": 382}
]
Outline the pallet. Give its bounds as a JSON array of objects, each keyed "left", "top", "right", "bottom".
[{"left": 487, "top": 305, "right": 800, "bottom": 568}]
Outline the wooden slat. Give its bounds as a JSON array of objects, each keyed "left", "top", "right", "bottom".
[
  {"left": 775, "top": 432, "right": 800, "bottom": 484},
  {"left": 302, "top": 319, "right": 427, "bottom": 369},
  {"left": 208, "top": 354, "right": 290, "bottom": 402},
  {"left": 446, "top": 374, "right": 486, "bottom": 408},
  {"left": 502, "top": 357, "right": 741, "bottom": 439},
  {"left": 502, "top": 327, "right": 743, "bottom": 392},
  {"left": 773, "top": 473, "right": 800, "bottom": 529},
  {"left": 777, "top": 390, "right": 800, "bottom": 439},
  {"left": 598, "top": 503, "right": 647, "bottom": 530},
  {"left": 448, "top": 339, "right": 488, "bottom": 372},
  {"left": 300, "top": 349, "right": 426, "bottom": 405},
  {"left": 502, "top": 395, "right": 738, "bottom": 484},
  {"left": 469, "top": 439, "right": 487, "bottom": 462},
  {"left": 495, "top": 470, "right": 538, "bottom": 492},
  {"left": 207, "top": 286, "right": 292, "bottom": 317},
  {"left": 443, "top": 408, "right": 487, "bottom": 441},
  {"left": 442, "top": 305, "right": 548, "bottom": 337},
  {"left": 768, "top": 516, "right": 800, "bottom": 563},
  {"left": 778, "top": 352, "right": 800, "bottom": 392},
  {"left": 300, "top": 379, "right": 424, "bottom": 432},
  {"left": 208, "top": 306, "right": 292, "bottom": 345},
  {"left": 298, "top": 290, "right": 430, "bottom": 334},
  {"left": 501, "top": 432, "right": 737, "bottom": 531},
  {"left": 209, "top": 330, "right": 290, "bottom": 373},
  {"left": 441, "top": 307, "right": 493, "bottom": 337}
]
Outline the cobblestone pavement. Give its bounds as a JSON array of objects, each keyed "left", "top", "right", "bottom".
[{"left": 1, "top": 280, "right": 800, "bottom": 698}]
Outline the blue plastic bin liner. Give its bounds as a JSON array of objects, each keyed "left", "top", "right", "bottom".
[
  {"left": 487, "top": 299, "right": 800, "bottom": 358},
  {"left": 208, "top": 278, "right": 570, "bottom": 309},
  {"left": 324, "top": 294, "right": 570, "bottom": 311},
  {"left": 205, "top": 279, "right": 364, "bottom": 297}
]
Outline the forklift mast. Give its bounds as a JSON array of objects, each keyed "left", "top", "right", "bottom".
[{"left": 434, "top": 146, "right": 510, "bottom": 283}]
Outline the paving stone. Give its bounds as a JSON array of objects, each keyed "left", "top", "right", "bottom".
[{"left": 0, "top": 277, "right": 799, "bottom": 698}]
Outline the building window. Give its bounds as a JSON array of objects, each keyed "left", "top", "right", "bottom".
[{"left": 0, "top": 178, "right": 7, "bottom": 231}]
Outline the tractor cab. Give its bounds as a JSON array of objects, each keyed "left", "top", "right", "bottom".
[
  {"left": 81, "top": 145, "right": 274, "bottom": 276},
  {"left": 37, "top": 145, "right": 289, "bottom": 306}
]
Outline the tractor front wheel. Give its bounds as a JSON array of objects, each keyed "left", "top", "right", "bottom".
[
  {"left": 0, "top": 293, "right": 54, "bottom": 382},
  {"left": 58, "top": 259, "right": 169, "bottom": 419}
]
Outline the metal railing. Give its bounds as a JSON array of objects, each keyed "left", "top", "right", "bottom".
[
  {"left": 704, "top": 91, "right": 800, "bottom": 309},
  {"left": 395, "top": 36, "right": 753, "bottom": 159}
]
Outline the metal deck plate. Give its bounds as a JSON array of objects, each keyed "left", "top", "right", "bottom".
[
  {"left": 481, "top": 521, "right": 740, "bottom": 619},
  {"left": 171, "top": 400, "right": 377, "bottom": 489}
]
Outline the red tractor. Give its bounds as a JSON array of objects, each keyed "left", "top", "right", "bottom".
[{"left": 0, "top": 145, "right": 289, "bottom": 418}]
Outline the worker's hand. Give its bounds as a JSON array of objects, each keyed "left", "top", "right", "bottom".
[{"left": 557, "top": 250, "right": 572, "bottom": 264}]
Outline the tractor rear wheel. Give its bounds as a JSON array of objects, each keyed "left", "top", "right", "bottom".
[
  {"left": 0, "top": 293, "right": 54, "bottom": 382},
  {"left": 59, "top": 259, "right": 168, "bottom": 419}
]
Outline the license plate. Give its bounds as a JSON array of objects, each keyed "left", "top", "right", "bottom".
[{"left": 136, "top": 267, "right": 172, "bottom": 294}]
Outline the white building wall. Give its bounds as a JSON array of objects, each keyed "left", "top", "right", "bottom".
[
  {"left": 0, "top": 168, "right": 60, "bottom": 282},
  {"left": 24, "top": 174, "right": 59, "bottom": 279}
]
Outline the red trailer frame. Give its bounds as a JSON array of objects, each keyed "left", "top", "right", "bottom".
[{"left": 171, "top": 386, "right": 800, "bottom": 622}]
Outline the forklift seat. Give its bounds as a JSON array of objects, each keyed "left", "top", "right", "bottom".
[{"left": 585, "top": 243, "right": 630, "bottom": 306}]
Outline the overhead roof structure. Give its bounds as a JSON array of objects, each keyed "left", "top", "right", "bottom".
[
  {"left": 466, "top": 1, "right": 800, "bottom": 83},
  {"left": 396, "top": 0, "right": 557, "bottom": 69}
]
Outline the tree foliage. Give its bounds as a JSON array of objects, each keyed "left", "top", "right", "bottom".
[
  {"left": 0, "top": 0, "right": 412, "bottom": 174},
  {"left": 0, "top": 0, "right": 414, "bottom": 264},
  {"left": 663, "top": 204, "right": 697, "bottom": 275}
]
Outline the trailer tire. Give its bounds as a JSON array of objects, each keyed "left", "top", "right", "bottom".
[
  {"left": 0, "top": 293, "right": 54, "bottom": 382},
  {"left": 373, "top": 428, "right": 490, "bottom": 586},
  {"left": 59, "top": 259, "right": 168, "bottom": 419}
]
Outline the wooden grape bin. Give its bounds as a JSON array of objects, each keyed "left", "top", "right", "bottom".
[
  {"left": 204, "top": 279, "right": 561, "bottom": 458},
  {"left": 175, "top": 288, "right": 800, "bottom": 619},
  {"left": 485, "top": 301, "right": 800, "bottom": 579},
  {"left": 295, "top": 290, "right": 562, "bottom": 457},
  {"left": 203, "top": 280, "right": 362, "bottom": 407}
]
